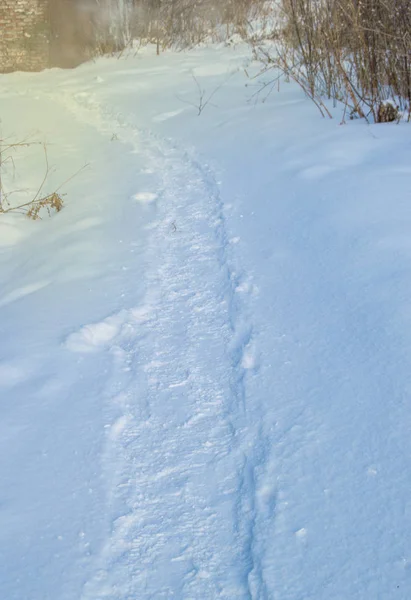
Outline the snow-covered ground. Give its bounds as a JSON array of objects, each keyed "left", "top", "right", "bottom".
[{"left": 1, "top": 43, "right": 411, "bottom": 600}]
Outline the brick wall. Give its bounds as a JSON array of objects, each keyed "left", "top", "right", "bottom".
[{"left": 0, "top": 0, "right": 49, "bottom": 72}]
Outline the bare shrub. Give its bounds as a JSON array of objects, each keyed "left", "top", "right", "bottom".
[
  {"left": 176, "top": 72, "right": 235, "bottom": 115},
  {"left": 0, "top": 137, "right": 86, "bottom": 220},
  {"left": 248, "top": 0, "right": 411, "bottom": 122},
  {"left": 97, "top": 0, "right": 268, "bottom": 54}
]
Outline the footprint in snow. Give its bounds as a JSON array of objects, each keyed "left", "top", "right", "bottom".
[
  {"left": 132, "top": 192, "right": 158, "bottom": 204},
  {"left": 65, "top": 305, "right": 153, "bottom": 353},
  {"left": 241, "top": 344, "right": 258, "bottom": 370},
  {"left": 65, "top": 313, "right": 126, "bottom": 353}
]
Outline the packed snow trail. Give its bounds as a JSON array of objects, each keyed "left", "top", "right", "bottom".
[{"left": 46, "top": 89, "right": 265, "bottom": 598}]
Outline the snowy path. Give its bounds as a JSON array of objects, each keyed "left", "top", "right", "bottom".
[{"left": 48, "top": 89, "right": 266, "bottom": 599}]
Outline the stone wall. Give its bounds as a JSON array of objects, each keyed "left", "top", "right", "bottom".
[{"left": 0, "top": 0, "right": 49, "bottom": 72}]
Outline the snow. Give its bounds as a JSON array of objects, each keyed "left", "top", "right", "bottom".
[{"left": 1, "top": 42, "right": 411, "bottom": 599}]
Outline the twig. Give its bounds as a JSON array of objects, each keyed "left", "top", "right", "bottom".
[{"left": 176, "top": 71, "right": 235, "bottom": 116}]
